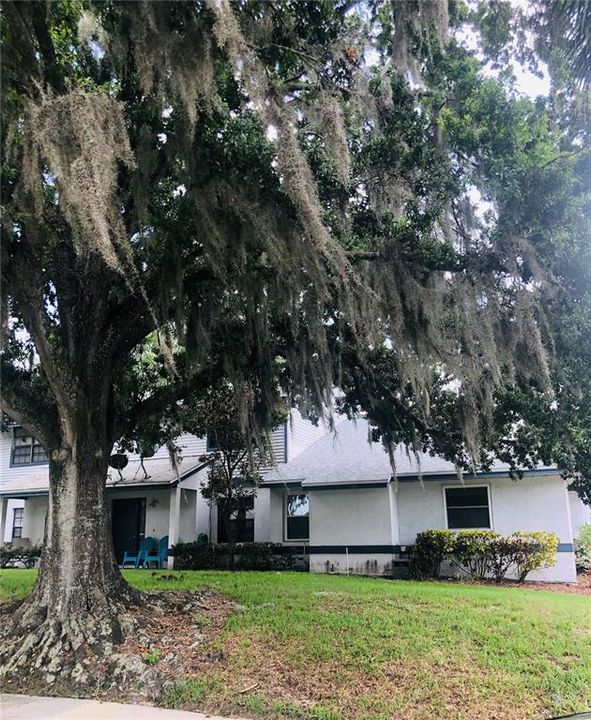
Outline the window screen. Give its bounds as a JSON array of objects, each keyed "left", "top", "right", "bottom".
[
  {"left": 286, "top": 494, "right": 309, "bottom": 540},
  {"left": 445, "top": 486, "right": 490, "bottom": 529},
  {"left": 11, "top": 428, "right": 47, "bottom": 465}
]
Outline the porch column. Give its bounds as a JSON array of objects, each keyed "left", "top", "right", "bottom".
[
  {"left": 254, "top": 487, "right": 271, "bottom": 542},
  {"left": 167, "top": 485, "right": 181, "bottom": 569},
  {"left": 0, "top": 497, "right": 7, "bottom": 544}
]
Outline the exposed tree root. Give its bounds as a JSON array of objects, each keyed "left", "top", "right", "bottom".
[
  {"left": 0, "top": 587, "right": 233, "bottom": 703},
  {"left": 0, "top": 590, "right": 163, "bottom": 701}
]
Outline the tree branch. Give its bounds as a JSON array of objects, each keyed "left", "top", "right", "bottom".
[
  {"left": 113, "top": 363, "right": 222, "bottom": 441},
  {"left": 345, "top": 250, "right": 381, "bottom": 261},
  {"left": 0, "top": 373, "right": 59, "bottom": 449}
]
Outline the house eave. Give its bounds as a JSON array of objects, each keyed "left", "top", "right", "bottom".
[
  {"left": 261, "top": 467, "right": 560, "bottom": 491},
  {"left": 0, "top": 461, "right": 209, "bottom": 499}
]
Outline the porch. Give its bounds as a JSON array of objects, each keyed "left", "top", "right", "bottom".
[{"left": 0, "top": 457, "right": 207, "bottom": 569}]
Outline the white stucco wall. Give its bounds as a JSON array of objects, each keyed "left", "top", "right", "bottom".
[
  {"left": 254, "top": 487, "right": 271, "bottom": 542},
  {"left": 179, "top": 488, "right": 197, "bottom": 543},
  {"left": 269, "top": 488, "right": 286, "bottom": 543},
  {"left": 397, "top": 474, "right": 572, "bottom": 543},
  {"left": 569, "top": 491, "right": 590, "bottom": 539},
  {"left": 195, "top": 481, "right": 213, "bottom": 541},
  {"left": 22, "top": 496, "right": 47, "bottom": 545},
  {"left": 3, "top": 498, "right": 25, "bottom": 542},
  {"left": 310, "top": 552, "right": 393, "bottom": 576},
  {"left": 397, "top": 474, "right": 576, "bottom": 582},
  {"left": 308, "top": 486, "right": 394, "bottom": 576},
  {"left": 301, "top": 474, "right": 576, "bottom": 582},
  {"left": 309, "top": 488, "right": 391, "bottom": 545}
]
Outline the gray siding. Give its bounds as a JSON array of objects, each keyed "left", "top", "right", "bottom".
[
  {"left": 268, "top": 425, "right": 287, "bottom": 464},
  {"left": 0, "top": 431, "right": 49, "bottom": 486},
  {"left": 287, "top": 410, "right": 329, "bottom": 461}
]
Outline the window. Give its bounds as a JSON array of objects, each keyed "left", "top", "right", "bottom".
[
  {"left": 206, "top": 433, "right": 218, "bottom": 452},
  {"left": 217, "top": 497, "right": 254, "bottom": 543},
  {"left": 12, "top": 507, "right": 23, "bottom": 539},
  {"left": 445, "top": 486, "right": 491, "bottom": 529},
  {"left": 11, "top": 428, "right": 47, "bottom": 466},
  {"left": 286, "top": 493, "right": 309, "bottom": 540}
]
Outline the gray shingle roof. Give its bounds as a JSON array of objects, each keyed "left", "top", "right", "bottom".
[
  {"left": 0, "top": 456, "right": 204, "bottom": 497},
  {"left": 263, "top": 418, "right": 553, "bottom": 486}
]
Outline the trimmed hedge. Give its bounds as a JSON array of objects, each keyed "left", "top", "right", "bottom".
[
  {"left": 511, "top": 531, "right": 559, "bottom": 583},
  {"left": 453, "top": 530, "right": 498, "bottom": 579},
  {"left": 411, "top": 529, "right": 559, "bottom": 582},
  {"left": 170, "top": 542, "right": 307, "bottom": 571},
  {"left": 0, "top": 544, "right": 42, "bottom": 569}
]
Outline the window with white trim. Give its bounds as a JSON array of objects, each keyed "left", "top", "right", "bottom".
[
  {"left": 11, "top": 428, "right": 47, "bottom": 466},
  {"left": 12, "top": 507, "right": 24, "bottom": 539},
  {"left": 445, "top": 486, "right": 491, "bottom": 529},
  {"left": 286, "top": 493, "right": 309, "bottom": 540}
]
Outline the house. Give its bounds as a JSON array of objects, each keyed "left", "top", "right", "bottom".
[
  {"left": 1, "top": 415, "right": 589, "bottom": 582},
  {"left": 260, "top": 418, "right": 589, "bottom": 582}
]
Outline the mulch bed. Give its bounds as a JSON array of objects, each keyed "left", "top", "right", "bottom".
[{"left": 437, "top": 573, "right": 591, "bottom": 595}]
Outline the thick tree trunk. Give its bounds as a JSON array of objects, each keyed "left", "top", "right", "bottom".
[{"left": 0, "top": 412, "right": 143, "bottom": 688}]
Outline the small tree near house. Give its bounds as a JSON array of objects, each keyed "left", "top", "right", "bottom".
[{"left": 180, "top": 385, "right": 275, "bottom": 569}]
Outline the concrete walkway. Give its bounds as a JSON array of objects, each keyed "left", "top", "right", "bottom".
[{"left": 0, "top": 695, "right": 244, "bottom": 720}]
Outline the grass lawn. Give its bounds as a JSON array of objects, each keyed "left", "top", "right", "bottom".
[{"left": 1, "top": 570, "right": 590, "bottom": 720}]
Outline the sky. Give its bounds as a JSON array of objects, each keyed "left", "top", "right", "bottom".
[{"left": 457, "top": 0, "right": 551, "bottom": 100}]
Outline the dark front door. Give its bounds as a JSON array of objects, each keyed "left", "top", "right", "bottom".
[{"left": 111, "top": 498, "right": 146, "bottom": 564}]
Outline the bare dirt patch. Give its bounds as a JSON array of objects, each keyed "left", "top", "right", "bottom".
[{"left": 122, "top": 588, "right": 235, "bottom": 678}]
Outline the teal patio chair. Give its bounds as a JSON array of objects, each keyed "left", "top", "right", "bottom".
[
  {"left": 144, "top": 535, "right": 169, "bottom": 569},
  {"left": 122, "top": 536, "right": 156, "bottom": 568}
]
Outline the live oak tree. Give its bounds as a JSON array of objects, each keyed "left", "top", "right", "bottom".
[{"left": 1, "top": 0, "right": 588, "bottom": 687}]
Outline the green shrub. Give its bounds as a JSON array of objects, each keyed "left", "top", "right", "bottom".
[
  {"left": 0, "top": 544, "right": 42, "bottom": 569},
  {"left": 233, "top": 542, "right": 296, "bottom": 571},
  {"left": 170, "top": 542, "right": 304, "bottom": 571},
  {"left": 510, "top": 531, "right": 559, "bottom": 582},
  {"left": 453, "top": 530, "right": 499, "bottom": 579},
  {"left": 412, "top": 529, "right": 559, "bottom": 583},
  {"left": 411, "top": 530, "right": 456, "bottom": 578},
  {"left": 488, "top": 535, "right": 523, "bottom": 583},
  {"left": 170, "top": 542, "right": 214, "bottom": 570},
  {"left": 141, "top": 648, "right": 161, "bottom": 665},
  {"left": 575, "top": 524, "right": 591, "bottom": 573}
]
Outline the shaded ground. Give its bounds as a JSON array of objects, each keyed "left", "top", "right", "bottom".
[{"left": 1, "top": 570, "right": 590, "bottom": 720}]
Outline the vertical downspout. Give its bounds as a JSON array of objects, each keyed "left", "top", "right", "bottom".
[
  {"left": 0, "top": 497, "right": 7, "bottom": 544},
  {"left": 387, "top": 478, "right": 400, "bottom": 575}
]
